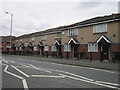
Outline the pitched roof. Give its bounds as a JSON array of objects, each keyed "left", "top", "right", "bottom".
[
  {"left": 16, "top": 13, "right": 120, "bottom": 38},
  {"left": 96, "top": 35, "right": 112, "bottom": 43}
]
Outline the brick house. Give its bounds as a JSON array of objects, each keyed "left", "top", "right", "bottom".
[
  {"left": 1, "top": 36, "right": 16, "bottom": 54},
  {"left": 11, "top": 13, "right": 120, "bottom": 61}
]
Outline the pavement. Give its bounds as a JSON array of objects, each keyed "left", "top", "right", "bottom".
[{"left": 2, "top": 54, "right": 120, "bottom": 71}]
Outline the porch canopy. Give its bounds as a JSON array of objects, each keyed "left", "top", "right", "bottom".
[
  {"left": 37, "top": 41, "right": 44, "bottom": 46},
  {"left": 54, "top": 40, "right": 61, "bottom": 46},
  {"left": 96, "top": 35, "right": 112, "bottom": 43},
  {"left": 25, "top": 42, "right": 33, "bottom": 47},
  {"left": 20, "top": 43, "right": 25, "bottom": 47},
  {"left": 68, "top": 38, "right": 79, "bottom": 45}
]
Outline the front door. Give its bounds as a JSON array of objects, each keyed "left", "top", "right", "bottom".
[
  {"left": 102, "top": 43, "right": 109, "bottom": 60},
  {"left": 57, "top": 45, "right": 61, "bottom": 57},
  {"left": 74, "top": 45, "right": 78, "bottom": 58}
]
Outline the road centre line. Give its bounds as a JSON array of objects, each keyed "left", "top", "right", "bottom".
[
  {"left": 88, "top": 67, "right": 115, "bottom": 73},
  {"left": 7, "top": 57, "right": 116, "bottom": 74},
  {"left": 59, "top": 74, "right": 119, "bottom": 89},
  {"left": 65, "top": 72, "right": 94, "bottom": 81},
  {"left": 95, "top": 80, "right": 120, "bottom": 86},
  {"left": 31, "top": 75, "right": 65, "bottom": 78},
  {"left": 29, "top": 64, "right": 52, "bottom": 73},
  {"left": 16, "top": 66, "right": 32, "bottom": 68},
  {"left": 11, "top": 65, "right": 30, "bottom": 77},
  {"left": 64, "top": 72, "right": 120, "bottom": 87},
  {"left": 30, "top": 58, "right": 116, "bottom": 74}
]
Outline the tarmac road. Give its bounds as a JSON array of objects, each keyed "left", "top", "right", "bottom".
[{"left": 1, "top": 55, "right": 119, "bottom": 89}]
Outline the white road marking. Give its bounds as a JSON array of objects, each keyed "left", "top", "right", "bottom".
[
  {"left": 30, "top": 59, "right": 116, "bottom": 74},
  {"left": 16, "top": 66, "right": 32, "bottom": 68},
  {"left": 10, "top": 60, "right": 15, "bottom": 63},
  {"left": 4, "top": 65, "right": 23, "bottom": 79},
  {"left": 59, "top": 74, "right": 119, "bottom": 89},
  {"left": 0, "top": 63, "right": 7, "bottom": 66},
  {"left": 29, "top": 64, "right": 52, "bottom": 73},
  {"left": 31, "top": 75, "right": 65, "bottom": 78},
  {"left": 3, "top": 64, "right": 29, "bottom": 90},
  {"left": 7, "top": 57, "right": 117, "bottom": 74},
  {"left": 65, "top": 72, "right": 94, "bottom": 81},
  {"left": 11, "top": 65, "right": 30, "bottom": 77},
  {"left": 2, "top": 58, "right": 8, "bottom": 64},
  {"left": 22, "top": 79, "right": 28, "bottom": 90},
  {"left": 95, "top": 80, "right": 120, "bottom": 86},
  {"left": 88, "top": 67, "right": 115, "bottom": 73},
  {"left": 51, "top": 62, "right": 64, "bottom": 66}
]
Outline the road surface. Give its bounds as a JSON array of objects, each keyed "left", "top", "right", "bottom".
[{"left": 1, "top": 55, "right": 119, "bottom": 89}]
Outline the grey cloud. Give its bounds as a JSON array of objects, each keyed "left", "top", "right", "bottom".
[{"left": 1, "top": 2, "right": 118, "bottom": 36}]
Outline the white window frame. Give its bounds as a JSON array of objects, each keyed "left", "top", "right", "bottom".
[
  {"left": 93, "top": 23, "right": 107, "bottom": 33},
  {"left": 51, "top": 45, "right": 56, "bottom": 51},
  {"left": 31, "top": 37, "right": 35, "bottom": 41},
  {"left": 44, "top": 45, "right": 49, "bottom": 51},
  {"left": 20, "top": 39, "right": 22, "bottom": 42},
  {"left": 41, "top": 35, "right": 47, "bottom": 40},
  {"left": 54, "top": 32, "right": 61, "bottom": 39},
  {"left": 16, "top": 40, "right": 18, "bottom": 42},
  {"left": 88, "top": 43, "right": 98, "bottom": 52},
  {"left": 68, "top": 28, "right": 78, "bottom": 36},
  {"left": 33, "top": 45, "right": 38, "bottom": 51},
  {"left": 19, "top": 47, "right": 22, "bottom": 51},
  {"left": 64, "top": 44, "right": 71, "bottom": 52}
]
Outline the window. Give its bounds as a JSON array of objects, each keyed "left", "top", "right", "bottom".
[
  {"left": 93, "top": 23, "right": 107, "bottom": 33},
  {"left": 64, "top": 44, "right": 71, "bottom": 52},
  {"left": 16, "top": 47, "right": 18, "bottom": 50},
  {"left": 20, "top": 39, "right": 22, "bottom": 42},
  {"left": 7, "top": 42, "right": 10, "bottom": 44},
  {"left": 16, "top": 40, "right": 18, "bottom": 42},
  {"left": 44, "top": 45, "right": 49, "bottom": 51},
  {"left": 54, "top": 32, "right": 61, "bottom": 39},
  {"left": 88, "top": 43, "right": 98, "bottom": 52},
  {"left": 19, "top": 47, "right": 22, "bottom": 51},
  {"left": 68, "top": 28, "right": 78, "bottom": 36},
  {"left": 51, "top": 45, "right": 56, "bottom": 51},
  {"left": 34, "top": 45, "right": 38, "bottom": 51},
  {"left": 31, "top": 37, "right": 35, "bottom": 41},
  {"left": 41, "top": 35, "right": 47, "bottom": 40}
]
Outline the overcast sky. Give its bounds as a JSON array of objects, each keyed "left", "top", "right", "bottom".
[{"left": 0, "top": 0, "right": 119, "bottom": 36}]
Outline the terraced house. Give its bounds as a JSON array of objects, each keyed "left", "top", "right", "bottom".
[{"left": 11, "top": 13, "right": 120, "bottom": 61}]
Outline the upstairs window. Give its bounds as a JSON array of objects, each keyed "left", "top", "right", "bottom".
[
  {"left": 16, "top": 40, "right": 18, "bottom": 42},
  {"left": 41, "top": 35, "right": 47, "bottom": 40},
  {"left": 88, "top": 43, "right": 98, "bottom": 52},
  {"left": 54, "top": 32, "right": 61, "bottom": 39},
  {"left": 31, "top": 37, "right": 35, "bottom": 41},
  {"left": 93, "top": 23, "right": 107, "bottom": 33},
  {"left": 7, "top": 42, "right": 10, "bottom": 44},
  {"left": 20, "top": 39, "right": 22, "bottom": 42},
  {"left": 68, "top": 28, "right": 78, "bottom": 36},
  {"left": 51, "top": 45, "right": 56, "bottom": 51}
]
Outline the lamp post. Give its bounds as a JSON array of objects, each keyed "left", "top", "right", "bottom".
[{"left": 5, "top": 12, "right": 13, "bottom": 54}]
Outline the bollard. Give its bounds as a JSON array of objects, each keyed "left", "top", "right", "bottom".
[
  {"left": 67, "top": 52, "right": 69, "bottom": 60},
  {"left": 90, "top": 51, "right": 92, "bottom": 62},
  {"left": 100, "top": 52, "right": 103, "bottom": 62}
]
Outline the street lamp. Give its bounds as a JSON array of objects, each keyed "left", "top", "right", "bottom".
[{"left": 5, "top": 12, "right": 13, "bottom": 54}]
